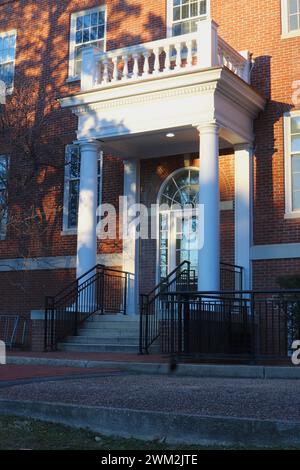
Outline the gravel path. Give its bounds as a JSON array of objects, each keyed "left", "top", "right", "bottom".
[{"left": 0, "top": 374, "right": 300, "bottom": 422}]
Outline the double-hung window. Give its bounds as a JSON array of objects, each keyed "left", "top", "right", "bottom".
[
  {"left": 69, "top": 7, "right": 106, "bottom": 78},
  {"left": 63, "top": 145, "right": 102, "bottom": 231},
  {"left": 284, "top": 113, "right": 300, "bottom": 216},
  {"left": 0, "top": 30, "right": 16, "bottom": 92},
  {"left": 169, "top": 0, "right": 208, "bottom": 36},
  {"left": 281, "top": 0, "right": 300, "bottom": 37},
  {"left": 0, "top": 155, "right": 9, "bottom": 239}
]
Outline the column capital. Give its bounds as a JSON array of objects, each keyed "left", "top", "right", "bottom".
[
  {"left": 194, "top": 122, "right": 220, "bottom": 135},
  {"left": 76, "top": 139, "right": 102, "bottom": 152},
  {"left": 234, "top": 142, "right": 253, "bottom": 153}
]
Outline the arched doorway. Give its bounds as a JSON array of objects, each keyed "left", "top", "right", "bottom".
[{"left": 157, "top": 167, "right": 199, "bottom": 280}]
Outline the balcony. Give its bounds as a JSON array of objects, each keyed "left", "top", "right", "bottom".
[
  {"left": 61, "top": 19, "right": 264, "bottom": 159},
  {"left": 80, "top": 19, "right": 251, "bottom": 92}
]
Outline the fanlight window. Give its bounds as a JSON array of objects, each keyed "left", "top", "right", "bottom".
[{"left": 160, "top": 169, "right": 199, "bottom": 208}]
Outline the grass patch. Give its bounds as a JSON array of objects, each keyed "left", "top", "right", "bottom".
[{"left": 0, "top": 415, "right": 299, "bottom": 450}]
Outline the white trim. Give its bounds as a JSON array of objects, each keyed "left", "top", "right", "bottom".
[
  {"left": 0, "top": 254, "right": 123, "bottom": 272},
  {"left": 281, "top": 0, "right": 300, "bottom": 38},
  {"left": 166, "top": 0, "right": 210, "bottom": 37},
  {"left": 251, "top": 243, "right": 300, "bottom": 260},
  {"left": 68, "top": 6, "right": 107, "bottom": 80},
  {"left": 284, "top": 110, "right": 300, "bottom": 216}
]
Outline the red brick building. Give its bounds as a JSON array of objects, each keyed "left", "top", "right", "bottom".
[{"left": 0, "top": 0, "right": 299, "bottom": 353}]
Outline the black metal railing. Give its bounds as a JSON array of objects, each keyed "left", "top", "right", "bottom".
[
  {"left": 139, "top": 261, "right": 244, "bottom": 354},
  {"left": 44, "top": 265, "right": 133, "bottom": 351},
  {"left": 0, "top": 315, "right": 28, "bottom": 350},
  {"left": 142, "top": 290, "right": 300, "bottom": 362},
  {"left": 140, "top": 261, "right": 196, "bottom": 354}
]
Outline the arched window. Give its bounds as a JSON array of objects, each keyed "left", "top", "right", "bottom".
[{"left": 158, "top": 168, "right": 199, "bottom": 279}]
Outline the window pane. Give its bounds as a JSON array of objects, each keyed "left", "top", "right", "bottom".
[
  {"left": 293, "top": 191, "right": 300, "bottom": 210},
  {"left": 68, "top": 180, "right": 79, "bottom": 228},
  {"left": 291, "top": 116, "right": 300, "bottom": 133},
  {"left": 83, "top": 29, "right": 90, "bottom": 43},
  {"left": 292, "top": 155, "right": 300, "bottom": 172},
  {"left": 291, "top": 135, "right": 300, "bottom": 152},
  {"left": 76, "top": 16, "right": 83, "bottom": 30},
  {"left": 289, "top": 14, "right": 299, "bottom": 31},
  {"left": 173, "top": 6, "right": 180, "bottom": 21},
  {"left": 83, "top": 14, "right": 91, "bottom": 28},
  {"left": 293, "top": 172, "right": 300, "bottom": 191},
  {"left": 289, "top": 0, "right": 299, "bottom": 14},
  {"left": 91, "top": 12, "right": 98, "bottom": 26}
]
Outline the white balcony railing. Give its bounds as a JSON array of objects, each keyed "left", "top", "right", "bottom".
[{"left": 81, "top": 19, "right": 251, "bottom": 92}]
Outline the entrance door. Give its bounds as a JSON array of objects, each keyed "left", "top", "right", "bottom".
[
  {"left": 171, "top": 210, "right": 198, "bottom": 274},
  {"left": 158, "top": 168, "right": 200, "bottom": 282}
]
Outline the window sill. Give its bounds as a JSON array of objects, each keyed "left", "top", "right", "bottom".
[
  {"left": 61, "top": 229, "right": 77, "bottom": 236},
  {"left": 66, "top": 76, "right": 80, "bottom": 84},
  {"left": 284, "top": 212, "right": 300, "bottom": 219},
  {"left": 281, "top": 31, "right": 300, "bottom": 39}
]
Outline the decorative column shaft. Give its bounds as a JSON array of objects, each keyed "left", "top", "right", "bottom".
[
  {"left": 76, "top": 139, "right": 100, "bottom": 280},
  {"left": 197, "top": 123, "right": 220, "bottom": 291}
]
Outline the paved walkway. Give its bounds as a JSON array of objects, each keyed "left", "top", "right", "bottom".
[{"left": 0, "top": 368, "right": 300, "bottom": 422}]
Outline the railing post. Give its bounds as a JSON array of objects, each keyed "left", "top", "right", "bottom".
[
  {"left": 183, "top": 294, "right": 190, "bottom": 354},
  {"left": 144, "top": 295, "right": 150, "bottom": 354},
  {"left": 197, "top": 19, "right": 219, "bottom": 68},
  {"left": 44, "top": 296, "right": 54, "bottom": 352},
  {"left": 74, "top": 280, "right": 79, "bottom": 336},
  {"left": 81, "top": 45, "right": 102, "bottom": 91},
  {"left": 250, "top": 292, "right": 256, "bottom": 364},
  {"left": 139, "top": 294, "right": 146, "bottom": 354},
  {"left": 123, "top": 273, "right": 128, "bottom": 316}
]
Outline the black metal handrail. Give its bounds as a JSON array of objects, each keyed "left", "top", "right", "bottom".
[
  {"left": 44, "top": 265, "right": 133, "bottom": 351},
  {"left": 140, "top": 261, "right": 195, "bottom": 354},
  {"left": 142, "top": 289, "right": 300, "bottom": 362},
  {"left": 220, "top": 262, "right": 243, "bottom": 292}
]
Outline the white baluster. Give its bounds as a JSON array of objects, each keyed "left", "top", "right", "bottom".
[
  {"left": 168, "top": 45, "right": 174, "bottom": 71},
  {"left": 186, "top": 40, "right": 193, "bottom": 68},
  {"left": 103, "top": 59, "right": 109, "bottom": 83},
  {"left": 132, "top": 53, "right": 139, "bottom": 79},
  {"left": 112, "top": 56, "right": 119, "bottom": 82},
  {"left": 142, "top": 51, "right": 150, "bottom": 78},
  {"left": 174, "top": 42, "right": 181, "bottom": 71},
  {"left": 153, "top": 47, "right": 160, "bottom": 75},
  {"left": 123, "top": 55, "right": 129, "bottom": 80}
]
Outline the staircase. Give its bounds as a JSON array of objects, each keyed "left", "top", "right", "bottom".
[{"left": 58, "top": 314, "right": 140, "bottom": 354}]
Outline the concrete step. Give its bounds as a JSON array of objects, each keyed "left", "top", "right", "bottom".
[
  {"left": 58, "top": 342, "right": 139, "bottom": 354},
  {"left": 77, "top": 329, "right": 140, "bottom": 338},
  {"left": 89, "top": 314, "right": 140, "bottom": 323},
  {"left": 65, "top": 336, "right": 139, "bottom": 345}
]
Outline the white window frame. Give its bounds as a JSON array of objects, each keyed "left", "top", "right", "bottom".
[
  {"left": 284, "top": 111, "right": 300, "bottom": 218},
  {"left": 281, "top": 0, "right": 300, "bottom": 38},
  {"left": 0, "top": 29, "right": 17, "bottom": 93},
  {"left": 166, "top": 0, "right": 210, "bottom": 37},
  {"left": 68, "top": 6, "right": 107, "bottom": 81},
  {"left": 62, "top": 145, "right": 103, "bottom": 234},
  {"left": 0, "top": 155, "right": 9, "bottom": 240}
]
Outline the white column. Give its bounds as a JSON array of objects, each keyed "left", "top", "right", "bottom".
[
  {"left": 234, "top": 143, "right": 253, "bottom": 290},
  {"left": 197, "top": 123, "right": 220, "bottom": 291},
  {"left": 122, "top": 159, "right": 140, "bottom": 315},
  {"left": 76, "top": 140, "right": 100, "bottom": 280}
]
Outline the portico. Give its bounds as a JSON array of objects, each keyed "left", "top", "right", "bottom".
[{"left": 60, "top": 19, "right": 265, "bottom": 313}]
